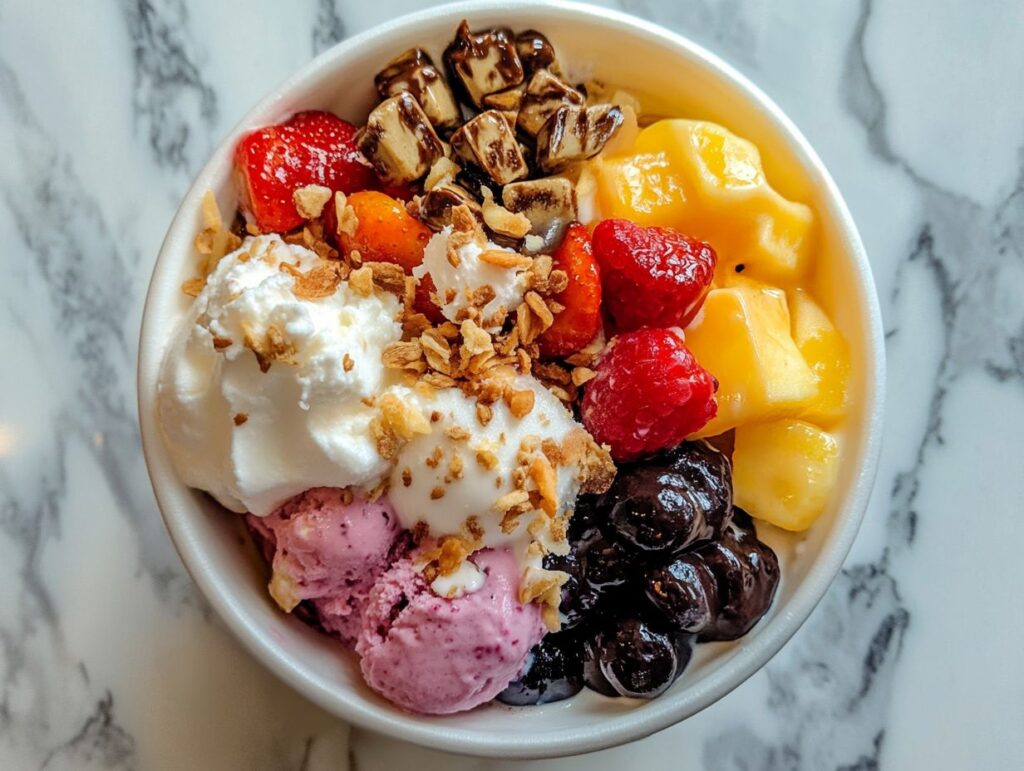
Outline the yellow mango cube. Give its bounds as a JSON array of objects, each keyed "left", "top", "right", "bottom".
[
  {"left": 591, "top": 119, "right": 815, "bottom": 287},
  {"left": 684, "top": 281, "right": 818, "bottom": 437},
  {"left": 732, "top": 419, "right": 840, "bottom": 531},
  {"left": 789, "top": 289, "right": 851, "bottom": 425}
]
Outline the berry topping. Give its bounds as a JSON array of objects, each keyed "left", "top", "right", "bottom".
[
  {"left": 599, "top": 440, "right": 733, "bottom": 556},
  {"left": 234, "top": 111, "right": 377, "bottom": 233},
  {"left": 578, "top": 527, "right": 634, "bottom": 593},
  {"left": 497, "top": 630, "right": 584, "bottom": 706},
  {"left": 591, "top": 218, "right": 716, "bottom": 333},
  {"left": 696, "top": 510, "right": 780, "bottom": 641},
  {"left": 645, "top": 557, "right": 719, "bottom": 634},
  {"left": 583, "top": 617, "right": 693, "bottom": 699},
  {"left": 544, "top": 542, "right": 600, "bottom": 630},
  {"left": 581, "top": 328, "right": 718, "bottom": 461},
  {"left": 539, "top": 223, "right": 603, "bottom": 358},
  {"left": 337, "top": 190, "right": 432, "bottom": 273}
]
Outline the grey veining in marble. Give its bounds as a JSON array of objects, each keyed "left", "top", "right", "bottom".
[{"left": 1, "top": 0, "right": 1021, "bottom": 768}]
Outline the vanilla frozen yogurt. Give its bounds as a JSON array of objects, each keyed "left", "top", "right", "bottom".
[{"left": 158, "top": 235, "right": 403, "bottom": 515}]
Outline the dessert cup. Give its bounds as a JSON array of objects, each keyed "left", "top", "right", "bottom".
[{"left": 137, "top": 0, "right": 884, "bottom": 758}]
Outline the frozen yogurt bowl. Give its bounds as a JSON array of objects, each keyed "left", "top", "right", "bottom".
[{"left": 138, "top": 0, "right": 884, "bottom": 759}]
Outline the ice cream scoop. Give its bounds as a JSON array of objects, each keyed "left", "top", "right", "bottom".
[
  {"left": 249, "top": 487, "right": 401, "bottom": 644},
  {"left": 356, "top": 548, "right": 546, "bottom": 714}
]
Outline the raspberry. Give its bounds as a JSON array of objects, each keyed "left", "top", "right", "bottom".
[
  {"left": 581, "top": 328, "right": 717, "bottom": 461},
  {"left": 592, "top": 219, "right": 716, "bottom": 333}
]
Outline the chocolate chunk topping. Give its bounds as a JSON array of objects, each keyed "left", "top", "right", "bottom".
[{"left": 444, "top": 20, "right": 525, "bottom": 107}]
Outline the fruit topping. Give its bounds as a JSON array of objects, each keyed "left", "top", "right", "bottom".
[
  {"left": 444, "top": 22, "right": 525, "bottom": 108},
  {"left": 683, "top": 279, "right": 817, "bottom": 438},
  {"left": 592, "top": 119, "right": 814, "bottom": 285},
  {"left": 536, "top": 104, "right": 625, "bottom": 173},
  {"left": 374, "top": 48, "right": 461, "bottom": 132},
  {"left": 497, "top": 630, "right": 584, "bottom": 706},
  {"left": 583, "top": 617, "right": 693, "bottom": 698},
  {"left": 645, "top": 558, "right": 719, "bottom": 634},
  {"left": 789, "top": 288, "right": 851, "bottom": 425},
  {"left": 544, "top": 539, "right": 600, "bottom": 630},
  {"left": 732, "top": 418, "right": 839, "bottom": 531},
  {"left": 592, "top": 218, "right": 716, "bottom": 333},
  {"left": 694, "top": 510, "right": 780, "bottom": 641},
  {"left": 599, "top": 440, "right": 733, "bottom": 556},
  {"left": 450, "top": 110, "right": 530, "bottom": 185},
  {"left": 234, "top": 111, "right": 376, "bottom": 233},
  {"left": 357, "top": 93, "right": 445, "bottom": 185},
  {"left": 337, "top": 190, "right": 431, "bottom": 272},
  {"left": 581, "top": 328, "right": 718, "bottom": 461},
  {"left": 538, "top": 223, "right": 601, "bottom": 358},
  {"left": 578, "top": 527, "right": 634, "bottom": 593}
]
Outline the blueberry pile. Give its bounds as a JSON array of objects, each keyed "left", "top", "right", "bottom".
[{"left": 498, "top": 440, "right": 780, "bottom": 705}]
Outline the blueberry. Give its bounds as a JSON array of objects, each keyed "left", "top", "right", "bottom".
[
  {"left": 600, "top": 440, "right": 733, "bottom": 556},
  {"left": 696, "top": 509, "right": 780, "bottom": 642},
  {"left": 645, "top": 555, "right": 719, "bottom": 634},
  {"left": 583, "top": 617, "right": 693, "bottom": 699},
  {"left": 544, "top": 547, "right": 600, "bottom": 630},
  {"left": 497, "top": 631, "right": 584, "bottom": 706},
  {"left": 578, "top": 528, "right": 634, "bottom": 592}
]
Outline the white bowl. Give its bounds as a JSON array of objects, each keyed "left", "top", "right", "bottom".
[{"left": 137, "top": 0, "right": 884, "bottom": 759}]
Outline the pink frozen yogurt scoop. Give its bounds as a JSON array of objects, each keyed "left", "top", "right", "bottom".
[
  {"left": 356, "top": 548, "right": 546, "bottom": 714},
  {"left": 248, "top": 487, "right": 401, "bottom": 645}
]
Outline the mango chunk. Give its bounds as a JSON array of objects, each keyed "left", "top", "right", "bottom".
[
  {"left": 592, "top": 119, "right": 814, "bottom": 286},
  {"left": 789, "top": 289, "right": 851, "bottom": 425},
  {"left": 685, "top": 281, "right": 817, "bottom": 437},
  {"left": 732, "top": 419, "right": 840, "bottom": 531}
]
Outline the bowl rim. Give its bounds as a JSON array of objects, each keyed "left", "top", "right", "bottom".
[{"left": 137, "top": 0, "right": 885, "bottom": 758}]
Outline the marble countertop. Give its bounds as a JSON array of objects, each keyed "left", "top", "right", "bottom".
[{"left": 2, "top": 0, "right": 1021, "bottom": 768}]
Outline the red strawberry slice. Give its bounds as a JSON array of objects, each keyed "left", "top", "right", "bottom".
[
  {"left": 539, "top": 223, "right": 603, "bottom": 358},
  {"left": 234, "top": 110, "right": 377, "bottom": 233}
]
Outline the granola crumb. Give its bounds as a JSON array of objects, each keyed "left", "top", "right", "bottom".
[
  {"left": 233, "top": 413, "right": 248, "bottom": 426},
  {"left": 293, "top": 184, "right": 332, "bottom": 219}
]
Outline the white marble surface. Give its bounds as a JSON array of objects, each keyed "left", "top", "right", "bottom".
[{"left": 1, "top": 0, "right": 1022, "bottom": 768}]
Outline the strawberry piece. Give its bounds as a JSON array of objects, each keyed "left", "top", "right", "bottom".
[
  {"left": 338, "top": 190, "right": 433, "bottom": 273},
  {"left": 234, "top": 110, "right": 377, "bottom": 233},
  {"left": 592, "top": 219, "right": 716, "bottom": 333},
  {"left": 539, "top": 223, "right": 603, "bottom": 359},
  {"left": 414, "top": 274, "right": 446, "bottom": 324},
  {"left": 581, "top": 328, "right": 718, "bottom": 461}
]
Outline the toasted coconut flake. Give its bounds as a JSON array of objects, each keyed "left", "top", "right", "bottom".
[
  {"left": 525, "top": 291, "right": 554, "bottom": 330},
  {"left": 293, "top": 184, "right": 332, "bottom": 219},
  {"left": 382, "top": 340, "right": 425, "bottom": 371},
  {"left": 349, "top": 265, "right": 374, "bottom": 296},
  {"left": 571, "top": 366, "right": 596, "bottom": 386},
  {"left": 518, "top": 566, "right": 569, "bottom": 605},
  {"left": 480, "top": 187, "right": 532, "bottom": 239},
  {"left": 364, "top": 261, "right": 407, "bottom": 297},
  {"left": 243, "top": 324, "right": 297, "bottom": 373},
  {"left": 282, "top": 261, "right": 346, "bottom": 300},
  {"left": 425, "top": 156, "right": 461, "bottom": 191},
  {"left": 504, "top": 388, "right": 535, "bottom": 419},
  {"left": 460, "top": 319, "right": 493, "bottom": 356},
  {"left": 269, "top": 571, "right": 301, "bottom": 612},
  {"left": 529, "top": 454, "right": 558, "bottom": 516},
  {"left": 182, "top": 277, "right": 206, "bottom": 297},
  {"left": 495, "top": 488, "right": 530, "bottom": 513},
  {"left": 379, "top": 392, "right": 431, "bottom": 440},
  {"left": 479, "top": 249, "right": 532, "bottom": 269},
  {"left": 335, "top": 191, "right": 359, "bottom": 237}
]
